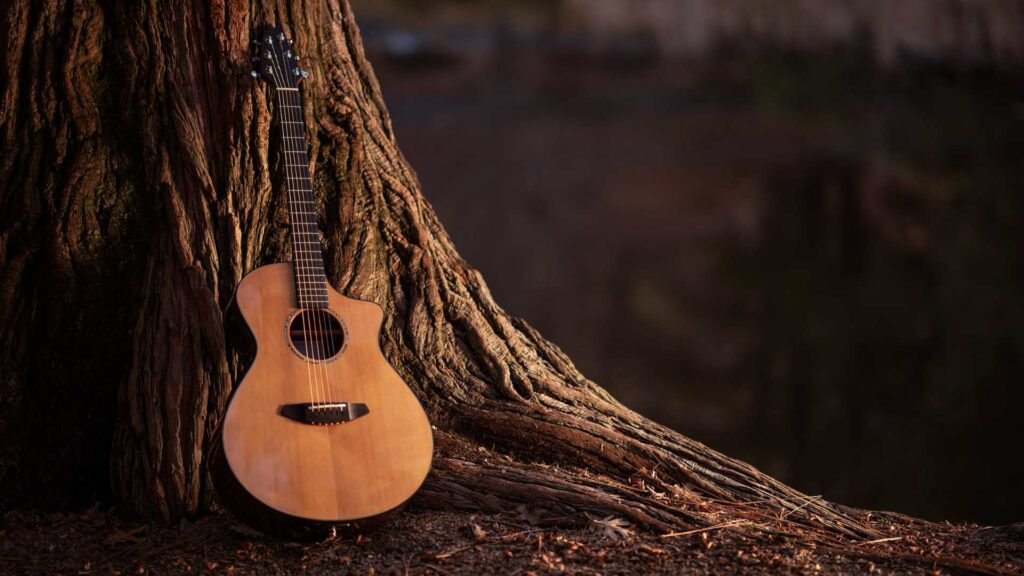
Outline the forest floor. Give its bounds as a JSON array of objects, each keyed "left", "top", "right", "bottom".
[{"left": 1, "top": 506, "right": 1020, "bottom": 575}]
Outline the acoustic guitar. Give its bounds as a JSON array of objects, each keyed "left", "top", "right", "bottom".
[{"left": 211, "top": 26, "right": 433, "bottom": 539}]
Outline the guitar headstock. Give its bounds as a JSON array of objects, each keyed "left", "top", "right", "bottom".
[{"left": 251, "top": 26, "right": 307, "bottom": 89}]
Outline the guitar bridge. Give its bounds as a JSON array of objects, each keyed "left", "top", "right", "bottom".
[{"left": 279, "top": 402, "right": 369, "bottom": 425}]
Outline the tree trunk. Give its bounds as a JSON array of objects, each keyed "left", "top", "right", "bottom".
[{"left": 0, "top": 0, "right": 874, "bottom": 540}]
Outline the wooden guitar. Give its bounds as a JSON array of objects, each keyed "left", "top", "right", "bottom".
[{"left": 211, "top": 27, "right": 433, "bottom": 539}]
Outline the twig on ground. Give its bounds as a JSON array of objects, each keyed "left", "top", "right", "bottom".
[
  {"left": 855, "top": 536, "right": 904, "bottom": 546},
  {"left": 781, "top": 495, "right": 822, "bottom": 519},
  {"left": 433, "top": 528, "right": 546, "bottom": 560},
  {"left": 660, "top": 520, "right": 751, "bottom": 539}
]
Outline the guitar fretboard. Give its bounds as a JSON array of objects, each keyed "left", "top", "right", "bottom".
[{"left": 275, "top": 89, "right": 328, "bottom": 308}]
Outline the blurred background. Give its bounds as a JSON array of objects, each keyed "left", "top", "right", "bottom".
[{"left": 349, "top": 0, "right": 1024, "bottom": 525}]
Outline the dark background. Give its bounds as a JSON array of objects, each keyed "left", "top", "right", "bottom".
[{"left": 351, "top": 0, "right": 1024, "bottom": 525}]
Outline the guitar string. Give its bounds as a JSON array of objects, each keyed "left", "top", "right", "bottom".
[
  {"left": 281, "top": 60, "right": 345, "bottom": 413},
  {"left": 281, "top": 86, "right": 331, "bottom": 407},
  {"left": 275, "top": 37, "right": 331, "bottom": 408},
  {"left": 283, "top": 86, "right": 343, "bottom": 413},
  {"left": 284, "top": 87, "right": 341, "bottom": 409},
  {"left": 267, "top": 46, "right": 318, "bottom": 407},
  {"left": 274, "top": 34, "right": 335, "bottom": 408},
  {"left": 268, "top": 41, "right": 322, "bottom": 408}
]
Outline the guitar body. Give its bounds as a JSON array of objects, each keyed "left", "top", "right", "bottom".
[{"left": 212, "top": 263, "right": 433, "bottom": 538}]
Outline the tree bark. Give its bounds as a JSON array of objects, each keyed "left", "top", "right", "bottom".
[{"left": 1, "top": 0, "right": 874, "bottom": 540}]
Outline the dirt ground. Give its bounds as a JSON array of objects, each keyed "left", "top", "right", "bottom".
[{"left": 1, "top": 506, "right": 1020, "bottom": 575}]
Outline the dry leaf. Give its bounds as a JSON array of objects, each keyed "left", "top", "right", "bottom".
[
  {"left": 104, "top": 526, "right": 146, "bottom": 545},
  {"left": 587, "top": 515, "right": 634, "bottom": 540},
  {"left": 639, "top": 544, "right": 668, "bottom": 555},
  {"left": 469, "top": 523, "right": 488, "bottom": 540},
  {"left": 516, "top": 504, "right": 544, "bottom": 526},
  {"left": 228, "top": 522, "right": 263, "bottom": 538}
]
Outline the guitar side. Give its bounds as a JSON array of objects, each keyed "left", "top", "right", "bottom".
[{"left": 212, "top": 263, "right": 433, "bottom": 538}]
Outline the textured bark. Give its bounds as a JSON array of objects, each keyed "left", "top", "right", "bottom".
[{"left": 1, "top": 0, "right": 874, "bottom": 540}]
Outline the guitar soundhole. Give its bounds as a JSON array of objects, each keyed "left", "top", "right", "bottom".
[{"left": 287, "top": 309, "right": 346, "bottom": 362}]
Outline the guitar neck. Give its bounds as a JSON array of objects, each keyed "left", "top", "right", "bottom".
[{"left": 274, "top": 88, "right": 328, "bottom": 309}]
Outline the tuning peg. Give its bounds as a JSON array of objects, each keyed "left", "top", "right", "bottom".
[
  {"left": 250, "top": 70, "right": 259, "bottom": 78},
  {"left": 301, "top": 70, "right": 309, "bottom": 79},
  {"left": 278, "top": 33, "right": 285, "bottom": 41}
]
